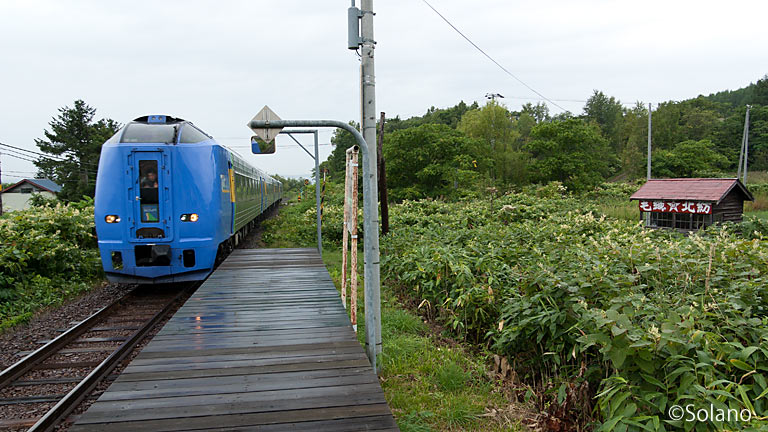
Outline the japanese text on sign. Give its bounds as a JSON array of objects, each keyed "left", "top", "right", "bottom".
[{"left": 638, "top": 200, "right": 712, "bottom": 214}]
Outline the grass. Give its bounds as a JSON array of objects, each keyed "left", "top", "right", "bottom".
[
  {"left": 594, "top": 198, "right": 638, "bottom": 221},
  {"left": 262, "top": 200, "right": 530, "bottom": 432}
]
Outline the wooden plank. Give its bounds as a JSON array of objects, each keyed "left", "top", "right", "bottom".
[
  {"left": 100, "top": 372, "right": 378, "bottom": 401},
  {"left": 132, "top": 340, "right": 362, "bottom": 359},
  {"left": 78, "top": 394, "right": 389, "bottom": 427},
  {"left": 155, "top": 320, "right": 353, "bottom": 335},
  {"left": 81, "top": 383, "right": 386, "bottom": 419},
  {"left": 120, "top": 352, "right": 367, "bottom": 375},
  {"left": 115, "top": 356, "right": 372, "bottom": 383},
  {"left": 134, "top": 333, "right": 357, "bottom": 352},
  {"left": 128, "top": 345, "right": 364, "bottom": 367},
  {"left": 71, "top": 404, "right": 393, "bottom": 431},
  {"left": 179, "top": 415, "right": 398, "bottom": 432}
]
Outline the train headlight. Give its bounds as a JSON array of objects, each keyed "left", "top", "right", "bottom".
[
  {"left": 105, "top": 215, "right": 120, "bottom": 223},
  {"left": 180, "top": 213, "right": 199, "bottom": 222}
]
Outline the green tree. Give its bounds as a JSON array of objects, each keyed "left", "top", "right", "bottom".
[
  {"left": 35, "top": 100, "right": 120, "bottom": 201},
  {"left": 712, "top": 105, "right": 768, "bottom": 171},
  {"left": 525, "top": 119, "right": 614, "bottom": 191},
  {"left": 615, "top": 103, "right": 649, "bottom": 179},
  {"left": 651, "top": 139, "right": 729, "bottom": 178},
  {"left": 583, "top": 90, "right": 624, "bottom": 152},
  {"left": 520, "top": 102, "right": 550, "bottom": 124},
  {"left": 384, "top": 124, "right": 484, "bottom": 201},
  {"left": 458, "top": 101, "right": 525, "bottom": 185},
  {"left": 511, "top": 102, "right": 550, "bottom": 148},
  {"left": 385, "top": 101, "right": 479, "bottom": 132},
  {"left": 752, "top": 75, "right": 768, "bottom": 106}
]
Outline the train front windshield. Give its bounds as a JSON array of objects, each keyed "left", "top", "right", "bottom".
[{"left": 121, "top": 123, "right": 176, "bottom": 144}]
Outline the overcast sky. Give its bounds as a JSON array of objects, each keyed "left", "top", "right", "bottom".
[{"left": 1, "top": 0, "right": 767, "bottom": 180}]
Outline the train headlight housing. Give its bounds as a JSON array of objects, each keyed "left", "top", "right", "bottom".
[
  {"left": 180, "top": 213, "right": 199, "bottom": 222},
  {"left": 105, "top": 215, "right": 120, "bottom": 223}
]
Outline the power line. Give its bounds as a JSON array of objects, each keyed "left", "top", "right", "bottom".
[
  {"left": 420, "top": 0, "right": 569, "bottom": 112},
  {"left": 0, "top": 142, "right": 67, "bottom": 161},
  {"left": 0, "top": 142, "right": 100, "bottom": 167},
  {"left": 0, "top": 152, "right": 97, "bottom": 176},
  {"left": 2, "top": 151, "right": 38, "bottom": 164},
  {"left": 2, "top": 170, "right": 39, "bottom": 175}
]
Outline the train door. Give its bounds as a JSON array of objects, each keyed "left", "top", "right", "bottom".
[
  {"left": 130, "top": 150, "right": 173, "bottom": 241},
  {"left": 260, "top": 177, "right": 265, "bottom": 213},
  {"left": 228, "top": 161, "right": 235, "bottom": 234}
]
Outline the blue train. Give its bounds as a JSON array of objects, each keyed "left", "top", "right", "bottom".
[{"left": 94, "top": 115, "right": 282, "bottom": 283}]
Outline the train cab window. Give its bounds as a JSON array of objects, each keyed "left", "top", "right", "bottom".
[
  {"left": 122, "top": 123, "right": 176, "bottom": 143},
  {"left": 179, "top": 125, "right": 210, "bottom": 143},
  {"left": 139, "top": 160, "right": 160, "bottom": 222}
]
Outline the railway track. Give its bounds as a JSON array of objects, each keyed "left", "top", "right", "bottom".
[{"left": 0, "top": 285, "right": 192, "bottom": 431}]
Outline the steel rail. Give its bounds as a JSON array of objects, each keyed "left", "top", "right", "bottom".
[
  {"left": 28, "top": 289, "right": 187, "bottom": 431},
  {"left": 0, "top": 291, "right": 132, "bottom": 388}
]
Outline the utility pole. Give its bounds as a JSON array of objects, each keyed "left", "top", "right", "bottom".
[
  {"left": 647, "top": 103, "right": 652, "bottom": 180},
  {"left": 377, "top": 112, "right": 389, "bottom": 235},
  {"left": 0, "top": 151, "right": 3, "bottom": 216},
  {"left": 360, "top": 0, "right": 381, "bottom": 362},
  {"left": 485, "top": 93, "right": 504, "bottom": 182},
  {"left": 350, "top": 0, "right": 382, "bottom": 367},
  {"left": 738, "top": 105, "right": 751, "bottom": 184}
]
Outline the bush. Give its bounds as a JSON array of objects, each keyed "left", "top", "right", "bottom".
[{"left": 0, "top": 198, "right": 102, "bottom": 329}]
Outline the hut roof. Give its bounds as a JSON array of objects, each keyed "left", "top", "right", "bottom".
[
  {"left": 1, "top": 178, "right": 62, "bottom": 194},
  {"left": 629, "top": 178, "right": 753, "bottom": 204}
]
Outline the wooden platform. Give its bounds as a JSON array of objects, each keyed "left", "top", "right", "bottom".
[{"left": 71, "top": 248, "right": 398, "bottom": 431}]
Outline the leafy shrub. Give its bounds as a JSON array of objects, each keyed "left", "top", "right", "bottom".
[{"left": 0, "top": 199, "right": 102, "bottom": 329}]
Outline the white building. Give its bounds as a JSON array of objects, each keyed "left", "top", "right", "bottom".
[{"left": 1, "top": 178, "right": 62, "bottom": 212}]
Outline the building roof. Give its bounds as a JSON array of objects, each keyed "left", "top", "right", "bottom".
[
  {"left": 1, "top": 178, "right": 62, "bottom": 194},
  {"left": 629, "top": 178, "right": 753, "bottom": 204}
]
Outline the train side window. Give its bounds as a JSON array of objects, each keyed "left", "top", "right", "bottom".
[{"left": 139, "top": 160, "right": 160, "bottom": 222}]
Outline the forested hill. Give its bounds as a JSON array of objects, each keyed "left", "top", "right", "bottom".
[
  {"left": 320, "top": 75, "right": 768, "bottom": 200},
  {"left": 704, "top": 75, "right": 768, "bottom": 108}
]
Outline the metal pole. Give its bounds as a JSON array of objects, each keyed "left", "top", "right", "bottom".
[
  {"left": 283, "top": 132, "right": 315, "bottom": 160},
  {"left": 647, "top": 103, "right": 652, "bottom": 180},
  {"left": 738, "top": 114, "right": 746, "bottom": 180},
  {"left": 377, "top": 112, "right": 389, "bottom": 236},
  {"left": 314, "top": 131, "right": 322, "bottom": 255},
  {"left": 249, "top": 119, "right": 381, "bottom": 373},
  {"left": 744, "top": 106, "right": 750, "bottom": 184},
  {"left": 0, "top": 151, "right": 3, "bottom": 216},
  {"left": 341, "top": 151, "right": 351, "bottom": 309},
  {"left": 360, "top": 0, "right": 381, "bottom": 362}
]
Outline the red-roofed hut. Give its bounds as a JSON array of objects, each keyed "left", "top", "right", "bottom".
[{"left": 629, "top": 178, "right": 754, "bottom": 230}]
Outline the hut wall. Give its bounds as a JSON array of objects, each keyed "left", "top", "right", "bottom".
[{"left": 712, "top": 191, "right": 745, "bottom": 223}]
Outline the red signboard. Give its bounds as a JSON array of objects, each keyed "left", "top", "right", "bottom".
[{"left": 638, "top": 200, "right": 712, "bottom": 214}]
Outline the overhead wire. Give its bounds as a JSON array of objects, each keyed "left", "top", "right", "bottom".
[
  {"left": 419, "top": 0, "right": 569, "bottom": 112},
  {"left": 0, "top": 142, "right": 67, "bottom": 161},
  {"left": 418, "top": 0, "right": 658, "bottom": 110},
  {"left": 2, "top": 151, "right": 38, "bottom": 164},
  {"left": 0, "top": 141, "right": 100, "bottom": 168}
]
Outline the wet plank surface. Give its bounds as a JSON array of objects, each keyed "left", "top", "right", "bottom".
[{"left": 71, "top": 248, "right": 398, "bottom": 431}]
